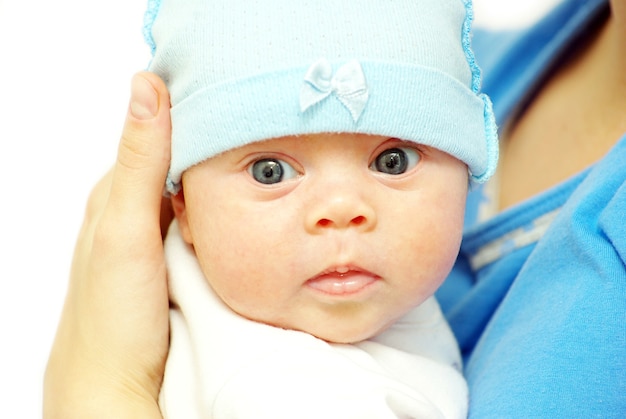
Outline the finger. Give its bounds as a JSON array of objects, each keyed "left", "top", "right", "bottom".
[
  {"left": 109, "top": 72, "right": 171, "bottom": 223},
  {"left": 90, "top": 71, "right": 172, "bottom": 293},
  {"left": 85, "top": 72, "right": 171, "bottom": 348}
]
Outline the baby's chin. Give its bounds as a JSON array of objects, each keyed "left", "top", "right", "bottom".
[
  {"left": 314, "top": 332, "right": 374, "bottom": 344},
  {"left": 224, "top": 297, "right": 395, "bottom": 344},
  {"left": 281, "top": 319, "right": 391, "bottom": 345}
]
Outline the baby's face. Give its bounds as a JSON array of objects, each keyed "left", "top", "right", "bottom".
[{"left": 173, "top": 133, "right": 468, "bottom": 343}]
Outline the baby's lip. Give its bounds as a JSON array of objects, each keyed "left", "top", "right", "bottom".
[{"left": 306, "top": 266, "right": 380, "bottom": 296}]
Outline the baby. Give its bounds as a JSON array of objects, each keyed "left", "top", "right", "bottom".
[{"left": 144, "top": 0, "right": 498, "bottom": 417}]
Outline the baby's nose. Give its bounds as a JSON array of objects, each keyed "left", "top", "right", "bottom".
[{"left": 305, "top": 193, "right": 377, "bottom": 233}]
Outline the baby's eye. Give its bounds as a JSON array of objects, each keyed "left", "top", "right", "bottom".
[
  {"left": 370, "top": 147, "right": 420, "bottom": 175},
  {"left": 248, "top": 158, "right": 298, "bottom": 184}
]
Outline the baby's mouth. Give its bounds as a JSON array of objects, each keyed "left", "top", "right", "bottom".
[{"left": 305, "top": 266, "right": 380, "bottom": 295}]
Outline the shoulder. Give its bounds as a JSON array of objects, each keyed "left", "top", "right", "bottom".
[{"left": 465, "top": 134, "right": 626, "bottom": 417}]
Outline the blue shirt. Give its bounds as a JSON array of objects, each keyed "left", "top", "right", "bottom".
[{"left": 437, "top": 0, "right": 626, "bottom": 416}]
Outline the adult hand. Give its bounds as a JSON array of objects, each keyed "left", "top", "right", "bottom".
[{"left": 44, "top": 72, "right": 172, "bottom": 419}]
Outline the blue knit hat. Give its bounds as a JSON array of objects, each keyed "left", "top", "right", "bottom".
[{"left": 144, "top": 0, "right": 498, "bottom": 194}]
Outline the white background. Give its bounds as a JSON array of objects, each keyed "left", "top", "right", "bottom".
[{"left": 0, "top": 0, "right": 558, "bottom": 416}]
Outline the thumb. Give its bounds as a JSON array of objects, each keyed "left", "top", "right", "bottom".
[{"left": 109, "top": 72, "right": 171, "bottom": 221}]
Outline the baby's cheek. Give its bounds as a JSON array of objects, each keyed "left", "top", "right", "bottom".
[
  {"left": 197, "top": 247, "right": 277, "bottom": 317},
  {"left": 402, "top": 219, "right": 462, "bottom": 284}
]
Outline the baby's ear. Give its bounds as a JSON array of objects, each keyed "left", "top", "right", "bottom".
[{"left": 170, "top": 190, "right": 193, "bottom": 244}]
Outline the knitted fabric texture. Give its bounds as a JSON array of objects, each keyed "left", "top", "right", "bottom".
[{"left": 144, "top": 0, "right": 498, "bottom": 194}]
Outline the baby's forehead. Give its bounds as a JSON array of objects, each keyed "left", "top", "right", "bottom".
[
  {"left": 220, "top": 133, "right": 400, "bottom": 154},
  {"left": 213, "top": 134, "right": 442, "bottom": 162},
  {"left": 239, "top": 133, "right": 410, "bottom": 147},
  {"left": 258, "top": 132, "right": 392, "bottom": 143}
]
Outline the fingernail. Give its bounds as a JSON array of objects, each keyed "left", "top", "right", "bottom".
[{"left": 130, "top": 75, "right": 158, "bottom": 120}]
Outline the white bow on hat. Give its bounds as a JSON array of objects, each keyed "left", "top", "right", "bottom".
[{"left": 300, "top": 58, "right": 369, "bottom": 122}]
